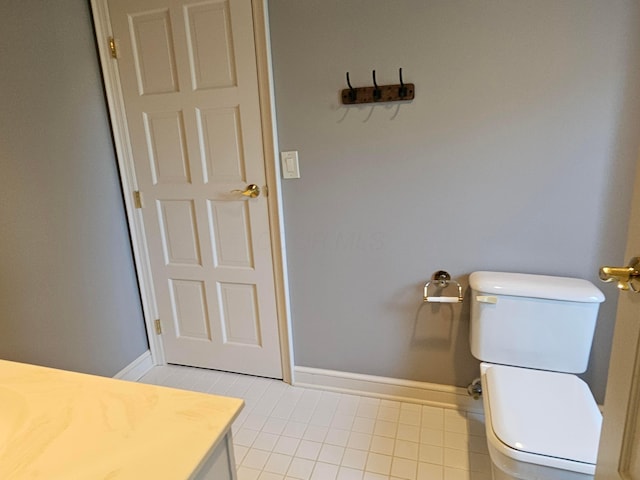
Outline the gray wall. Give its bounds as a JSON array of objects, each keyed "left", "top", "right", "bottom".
[
  {"left": 0, "top": 0, "right": 149, "bottom": 376},
  {"left": 268, "top": 0, "right": 640, "bottom": 403}
]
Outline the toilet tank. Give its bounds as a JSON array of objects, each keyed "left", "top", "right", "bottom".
[{"left": 469, "top": 271, "right": 605, "bottom": 374}]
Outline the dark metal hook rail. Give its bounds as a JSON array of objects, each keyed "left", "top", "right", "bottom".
[{"left": 341, "top": 68, "right": 415, "bottom": 105}]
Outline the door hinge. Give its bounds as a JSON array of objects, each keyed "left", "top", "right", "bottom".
[
  {"left": 108, "top": 36, "right": 118, "bottom": 59},
  {"left": 133, "top": 190, "right": 143, "bottom": 209},
  {"left": 154, "top": 319, "right": 162, "bottom": 335}
]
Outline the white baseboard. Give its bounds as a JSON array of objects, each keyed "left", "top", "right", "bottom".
[
  {"left": 294, "top": 366, "right": 483, "bottom": 413},
  {"left": 113, "top": 350, "right": 154, "bottom": 381}
]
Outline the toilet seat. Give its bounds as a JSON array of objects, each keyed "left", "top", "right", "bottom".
[{"left": 482, "top": 364, "right": 601, "bottom": 476}]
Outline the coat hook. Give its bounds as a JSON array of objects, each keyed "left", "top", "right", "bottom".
[
  {"left": 398, "top": 68, "right": 408, "bottom": 98},
  {"left": 346, "top": 72, "right": 357, "bottom": 102},
  {"left": 372, "top": 70, "right": 381, "bottom": 101}
]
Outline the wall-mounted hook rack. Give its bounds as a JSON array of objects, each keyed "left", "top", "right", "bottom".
[{"left": 341, "top": 68, "right": 415, "bottom": 105}]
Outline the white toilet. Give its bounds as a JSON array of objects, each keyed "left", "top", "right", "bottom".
[{"left": 469, "top": 271, "right": 605, "bottom": 480}]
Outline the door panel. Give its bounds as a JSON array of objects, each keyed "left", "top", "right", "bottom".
[
  {"left": 157, "top": 199, "right": 201, "bottom": 265},
  {"left": 197, "top": 107, "right": 246, "bottom": 183},
  {"left": 129, "top": 9, "right": 179, "bottom": 95},
  {"left": 143, "top": 111, "right": 191, "bottom": 184},
  {"left": 218, "top": 282, "right": 261, "bottom": 345},
  {"left": 209, "top": 201, "right": 254, "bottom": 268},
  {"left": 596, "top": 152, "right": 640, "bottom": 478},
  {"left": 184, "top": 2, "right": 237, "bottom": 90},
  {"left": 170, "top": 279, "right": 211, "bottom": 340},
  {"left": 107, "top": 0, "right": 282, "bottom": 378}
]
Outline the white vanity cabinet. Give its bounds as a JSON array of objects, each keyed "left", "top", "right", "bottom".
[
  {"left": 192, "top": 433, "right": 238, "bottom": 480},
  {"left": 0, "top": 360, "right": 243, "bottom": 479}
]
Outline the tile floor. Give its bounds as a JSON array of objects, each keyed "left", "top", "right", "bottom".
[{"left": 139, "top": 365, "right": 492, "bottom": 480}]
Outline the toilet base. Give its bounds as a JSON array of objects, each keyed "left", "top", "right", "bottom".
[
  {"left": 480, "top": 364, "right": 597, "bottom": 480},
  {"left": 485, "top": 407, "right": 595, "bottom": 480},
  {"left": 489, "top": 450, "right": 594, "bottom": 480}
]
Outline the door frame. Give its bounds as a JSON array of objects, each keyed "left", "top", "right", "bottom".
[{"left": 90, "top": 0, "right": 295, "bottom": 383}]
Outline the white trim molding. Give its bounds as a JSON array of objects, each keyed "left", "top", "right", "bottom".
[
  {"left": 294, "top": 366, "right": 484, "bottom": 413},
  {"left": 90, "top": 0, "right": 165, "bottom": 366},
  {"left": 251, "top": 0, "right": 295, "bottom": 385},
  {"left": 113, "top": 350, "right": 154, "bottom": 381}
]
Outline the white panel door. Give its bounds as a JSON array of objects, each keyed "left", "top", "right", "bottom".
[
  {"left": 596, "top": 151, "right": 640, "bottom": 478},
  {"left": 107, "top": 0, "right": 282, "bottom": 378}
]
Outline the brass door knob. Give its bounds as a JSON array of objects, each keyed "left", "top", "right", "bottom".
[
  {"left": 599, "top": 257, "right": 640, "bottom": 292},
  {"left": 231, "top": 184, "right": 260, "bottom": 198}
]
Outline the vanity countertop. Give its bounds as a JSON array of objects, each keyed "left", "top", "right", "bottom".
[{"left": 0, "top": 359, "right": 243, "bottom": 479}]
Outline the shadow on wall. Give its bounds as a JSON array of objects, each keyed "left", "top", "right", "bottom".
[
  {"left": 412, "top": 275, "right": 479, "bottom": 386},
  {"left": 413, "top": 302, "right": 454, "bottom": 350}
]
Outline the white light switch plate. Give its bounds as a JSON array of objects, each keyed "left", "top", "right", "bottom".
[{"left": 281, "top": 151, "right": 300, "bottom": 179}]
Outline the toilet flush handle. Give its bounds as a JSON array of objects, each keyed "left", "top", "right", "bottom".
[
  {"left": 599, "top": 257, "right": 640, "bottom": 292},
  {"left": 476, "top": 295, "right": 498, "bottom": 304}
]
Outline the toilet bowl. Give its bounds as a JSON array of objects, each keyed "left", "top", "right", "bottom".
[
  {"left": 469, "top": 272, "right": 605, "bottom": 480},
  {"left": 480, "top": 363, "right": 600, "bottom": 480}
]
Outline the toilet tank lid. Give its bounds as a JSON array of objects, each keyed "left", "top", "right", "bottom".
[{"left": 469, "top": 271, "right": 604, "bottom": 303}]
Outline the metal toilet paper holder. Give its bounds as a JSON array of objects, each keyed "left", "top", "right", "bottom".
[{"left": 423, "top": 270, "right": 463, "bottom": 303}]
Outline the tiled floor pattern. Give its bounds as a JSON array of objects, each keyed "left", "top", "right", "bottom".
[{"left": 139, "top": 365, "right": 491, "bottom": 480}]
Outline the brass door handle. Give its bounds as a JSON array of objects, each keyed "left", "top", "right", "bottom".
[
  {"left": 599, "top": 257, "right": 640, "bottom": 292},
  {"left": 230, "top": 184, "right": 260, "bottom": 198}
]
